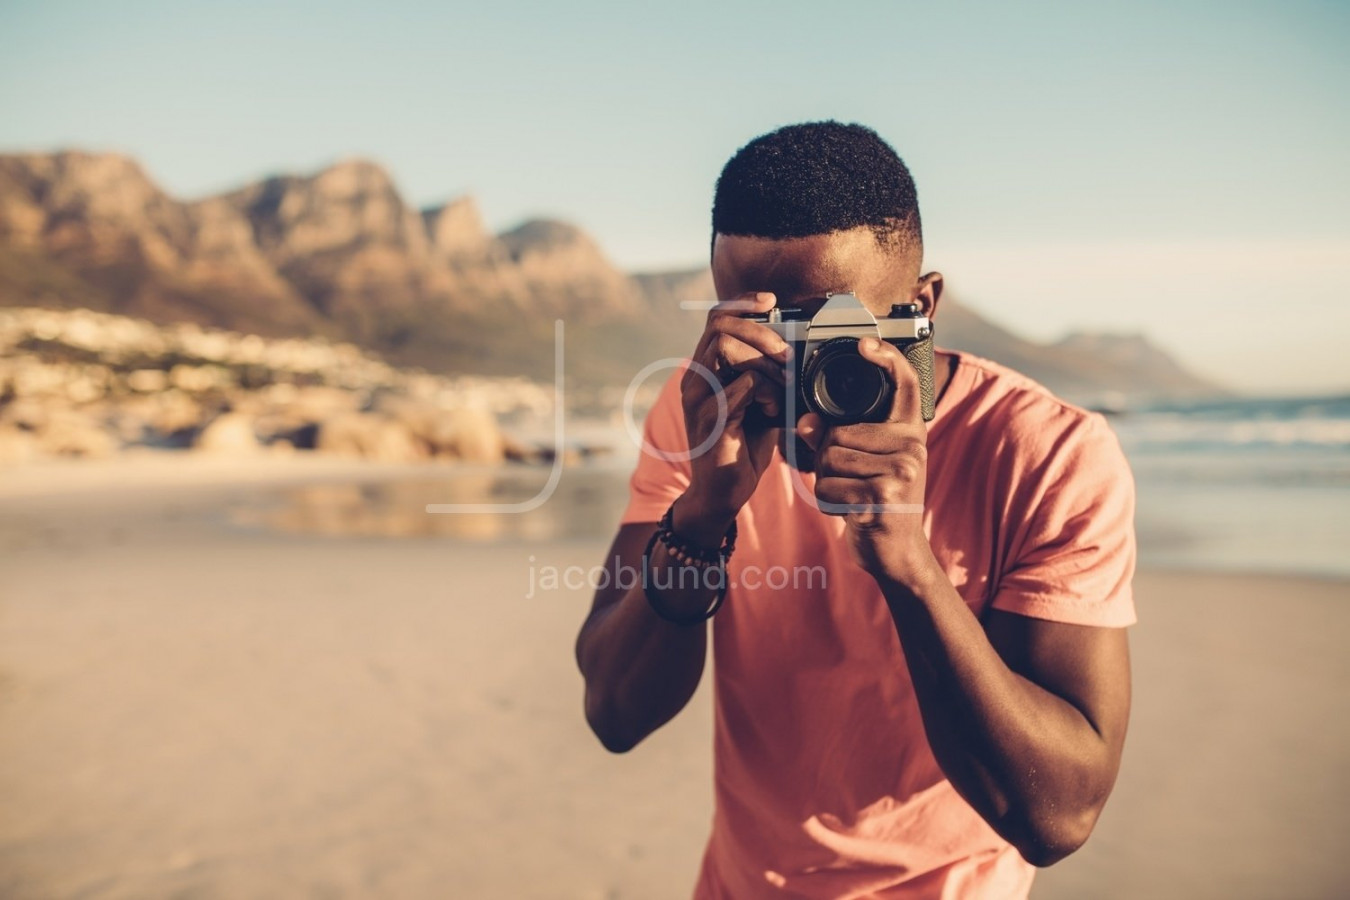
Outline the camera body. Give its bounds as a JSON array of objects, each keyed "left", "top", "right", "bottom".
[{"left": 741, "top": 292, "right": 936, "bottom": 425}]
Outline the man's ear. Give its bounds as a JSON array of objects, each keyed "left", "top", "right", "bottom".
[{"left": 914, "top": 271, "right": 944, "bottom": 319}]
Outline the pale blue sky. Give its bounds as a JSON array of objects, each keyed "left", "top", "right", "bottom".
[{"left": 1, "top": 1, "right": 1347, "bottom": 392}]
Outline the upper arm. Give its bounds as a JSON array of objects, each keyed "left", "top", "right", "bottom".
[
  {"left": 980, "top": 409, "right": 1135, "bottom": 763},
  {"left": 985, "top": 609, "right": 1131, "bottom": 782}
]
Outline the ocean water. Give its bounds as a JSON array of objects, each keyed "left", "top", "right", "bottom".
[
  {"left": 1114, "top": 394, "right": 1350, "bottom": 578},
  {"left": 240, "top": 395, "right": 1350, "bottom": 580}
]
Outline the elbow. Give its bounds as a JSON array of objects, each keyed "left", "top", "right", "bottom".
[
  {"left": 583, "top": 689, "right": 642, "bottom": 755},
  {"left": 1012, "top": 803, "right": 1102, "bottom": 868},
  {"left": 576, "top": 632, "right": 646, "bottom": 754},
  {"left": 589, "top": 718, "right": 641, "bottom": 755},
  {"left": 1015, "top": 836, "right": 1081, "bottom": 869}
]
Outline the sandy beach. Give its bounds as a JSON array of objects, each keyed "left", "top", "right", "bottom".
[{"left": 1, "top": 456, "right": 1347, "bottom": 899}]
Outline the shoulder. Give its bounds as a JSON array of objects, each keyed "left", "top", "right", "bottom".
[
  {"left": 953, "top": 353, "right": 1138, "bottom": 625},
  {"left": 942, "top": 351, "right": 1129, "bottom": 481}
]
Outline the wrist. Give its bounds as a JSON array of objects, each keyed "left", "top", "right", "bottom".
[
  {"left": 641, "top": 500, "right": 737, "bottom": 627},
  {"left": 872, "top": 533, "right": 943, "bottom": 597},
  {"left": 671, "top": 490, "right": 738, "bottom": 550}
]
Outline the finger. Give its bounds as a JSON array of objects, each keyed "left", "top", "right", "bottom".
[
  {"left": 680, "top": 357, "right": 719, "bottom": 406},
  {"left": 689, "top": 368, "right": 756, "bottom": 436},
  {"left": 822, "top": 428, "right": 928, "bottom": 474},
  {"left": 708, "top": 334, "right": 789, "bottom": 381},
  {"left": 709, "top": 317, "right": 793, "bottom": 368},
  {"left": 694, "top": 291, "right": 777, "bottom": 360},
  {"left": 723, "top": 373, "right": 791, "bottom": 454},
  {"left": 682, "top": 334, "right": 783, "bottom": 408},
  {"left": 708, "top": 291, "right": 777, "bottom": 322},
  {"left": 813, "top": 476, "right": 876, "bottom": 514},
  {"left": 723, "top": 368, "right": 764, "bottom": 419},
  {"left": 795, "top": 412, "right": 825, "bottom": 452},
  {"left": 857, "top": 337, "right": 920, "bottom": 424},
  {"left": 816, "top": 422, "right": 912, "bottom": 452},
  {"left": 696, "top": 295, "right": 788, "bottom": 367},
  {"left": 814, "top": 443, "right": 892, "bottom": 480},
  {"left": 752, "top": 379, "right": 780, "bottom": 419}
]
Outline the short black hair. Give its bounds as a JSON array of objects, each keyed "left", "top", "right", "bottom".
[{"left": 711, "top": 121, "right": 921, "bottom": 253}]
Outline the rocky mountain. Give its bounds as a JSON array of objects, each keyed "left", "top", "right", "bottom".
[
  {"left": 0, "top": 151, "right": 660, "bottom": 381},
  {"left": 498, "top": 219, "right": 643, "bottom": 317},
  {"left": 0, "top": 150, "right": 1217, "bottom": 401},
  {"left": 0, "top": 152, "right": 318, "bottom": 335},
  {"left": 933, "top": 297, "right": 1219, "bottom": 403}
]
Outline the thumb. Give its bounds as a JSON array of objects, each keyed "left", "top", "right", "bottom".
[{"left": 795, "top": 412, "right": 826, "bottom": 451}]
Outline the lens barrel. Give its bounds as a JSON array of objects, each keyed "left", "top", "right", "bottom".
[{"left": 803, "top": 337, "right": 892, "bottom": 424}]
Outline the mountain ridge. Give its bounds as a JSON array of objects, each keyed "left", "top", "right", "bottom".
[{"left": 0, "top": 149, "right": 1219, "bottom": 401}]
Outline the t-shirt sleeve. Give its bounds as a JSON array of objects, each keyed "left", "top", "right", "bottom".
[
  {"left": 620, "top": 366, "right": 693, "bottom": 525},
  {"left": 989, "top": 412, "right": 1137, "bottom": 627}
]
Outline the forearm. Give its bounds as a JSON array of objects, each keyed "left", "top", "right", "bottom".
[
  {"left": 577, "top": 577, "right": 709, "bottom": 753},
  {"left": 577, "top": 497, "right": 734, "bottom": 752},
  {"left": 878, "top": 550, "right": 1113, "bottom": 864}
]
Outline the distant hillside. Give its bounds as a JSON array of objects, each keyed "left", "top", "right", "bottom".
[
  {"left": 0, "top": 151, "right": 670, "bottom": 385},
  {"left": 934, "top": 296, "right": 1219, "bottom": 404},
  {"left": 0, "top": 150, "right": 1217, "bottom": 401}
]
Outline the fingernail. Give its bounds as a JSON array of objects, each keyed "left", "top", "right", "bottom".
[
  {"left": 862, "top": 337, "right": 881, "bottom": 352},
  {"left": 757, "top": 292, "right": 776, "bottom": 304}
]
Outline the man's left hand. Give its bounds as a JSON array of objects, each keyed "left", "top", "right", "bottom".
[{"left": 796, "top": 337, "right": 934, "bottom": 586}]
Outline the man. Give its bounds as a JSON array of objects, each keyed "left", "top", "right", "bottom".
[{"left": 575, "top": 121, "right": 1134, "bottom": 898}]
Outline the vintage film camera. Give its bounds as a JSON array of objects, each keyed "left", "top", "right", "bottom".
[{"left": 741, "top": 292, "right": 935, "bottom": 425}]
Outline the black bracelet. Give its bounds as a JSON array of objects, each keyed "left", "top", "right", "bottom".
[
  {"left": 640, "top": 502, "right": 737, "bottom": 626},
  {"left": 654, "top": 502, "right": 737, "bottom": 565}
]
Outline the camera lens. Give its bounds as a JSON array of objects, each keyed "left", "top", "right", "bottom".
[{"left": 804, "top": 338, "right": 891, "bottom": 424}]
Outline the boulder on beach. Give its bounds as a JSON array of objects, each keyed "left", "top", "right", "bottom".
[
  {"left": 370, "top": 395, "right": 506, "bottom": 463},
  {"left": 193, "top": 412, "right": 261, "bottom": 455},
  {"left": 34, "top": 409, "right": 118, "bottom": 458},
  {"left": 0, "top": 306, "right": 547, "bottom": 466},
  {"left": 0, "top": 425, "right": 40, "bottom": 465},
  {"left": 315, "top": 412, "right": 424, "bottom": 462},
  {"left": 434, "top": 407, "right": 506, "bottom": 463}
]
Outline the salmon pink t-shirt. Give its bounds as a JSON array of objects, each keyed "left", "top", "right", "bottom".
[{"left": 621, "top": 350, "right": 1136, "bottom": 899}]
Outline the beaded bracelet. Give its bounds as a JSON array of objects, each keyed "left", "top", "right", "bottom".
[{"left": 641, "top": 502, "right": 738, "bottom": 626}]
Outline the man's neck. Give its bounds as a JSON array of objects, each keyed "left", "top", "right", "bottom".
[{"left": 933, "top": 348, "right": 959, "bottom": 409}]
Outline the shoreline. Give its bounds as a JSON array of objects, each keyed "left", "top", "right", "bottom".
[
  {"left": 3, "top": 451, "right": 1345, "bottom": 584},
  {"left": 0, "top": 450, "right": 510, "bottom": 500}
]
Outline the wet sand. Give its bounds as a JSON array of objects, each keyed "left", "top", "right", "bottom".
[{"left": 0, "top": 456, "right": 1347, "bottom": 898}]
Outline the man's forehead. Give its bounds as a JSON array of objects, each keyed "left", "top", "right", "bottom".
[{"left": 711, "top": 229, "right": 904, "bottom": 304}]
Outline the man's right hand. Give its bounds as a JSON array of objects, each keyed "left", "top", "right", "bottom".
[{"left": 675, "top": 291, "right": 791, "bottom": 546}]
